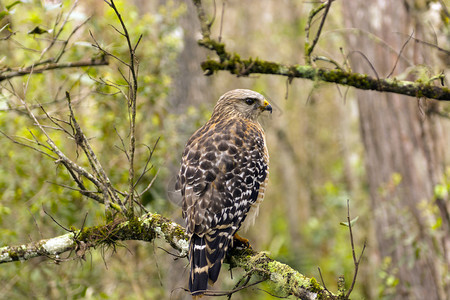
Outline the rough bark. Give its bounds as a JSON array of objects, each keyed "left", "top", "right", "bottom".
[
  {"left": 167, "top": 0, "right": 212, "bottom": 112},
  {"left": 342, "top": 1, "right": 449, "bottom": 299}
]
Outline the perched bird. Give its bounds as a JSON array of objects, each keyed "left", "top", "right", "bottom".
[{"left": 175, "top": 89, "right": 272, "bottom": 297}]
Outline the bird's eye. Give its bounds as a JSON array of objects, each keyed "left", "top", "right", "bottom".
[{"left": 245, "top": 98, "right": 255, "bottom": 105}]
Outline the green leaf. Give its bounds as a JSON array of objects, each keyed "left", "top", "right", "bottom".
[
  {"left": 27, "top": 26, "right": 48, "bottom": 35},
  {"left": 392, "top": 172, "right": 402, "bottom": 186},
  {"left": 0, "top": 11, "right": 9, "bottom": 20},
  {"left": 432, "top": 217, "right": 442, "bottom": 230},
  {"left": 340, "top": 215, "right": 359, "bottom": 227},
  {"left": 434, "top": 184, "right": 448, "bottom": 199},
  {"left": 6, "top": 1, "right": 22, "bottom": 11}
]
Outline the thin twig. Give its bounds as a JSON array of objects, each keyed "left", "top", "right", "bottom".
[
  {"left": 38, "top": 0, "right": 79, "bottom": 62},
  {"left": 114, "top": 126, "right": 130, "bottom": 160},
  {"left": 54, "top": 17, "right": 92, "bottom": 63},
  {"left": 74, "top": 212, "right": 89, "bottom": 240},
  {"left": 218, "top": 0, "right": 226, "bottom": 42},
  {"left": 46, "top": 180, "right": 105, "bottom": 203},
  {"left": 305, "top": 2, "right": 326, "bottom": 49},
  {"left": 345, "top": 199, "right": 366, "bottom": 298},
  {"left": 132, "top": 198, "right": 149, "bottom": 213},
  {"left": 347, "top": 50, "right": 380, "bottom": 86},
  {"left": 38, "top": 105, "right": 72, "bottom": 136},
  {"left": 182, "top": 279, "right": 266, "bottom": 297},
  {"left": 157, "top": 246, "right": 185, "bottom": 259},
  {"left": 133, "top": 34, "right": 143, "bottom": 53},
  {"left": 89, "top": 30, "right": 128, "bottom": 67},
  {"left": 256, "top": 288, "right": 289, "bottom": 299},
  {"left": 210, "top": 0, "right": 217, "bottom": 29},
  {"left": 395, "top": 32, "right": 450, "bottom": 56},
  {"left": 27, "top": 207, "right": 44, "bottom": 240},
  {"left": 65, "top": 92, "right": 124, "bottom": 211},
  {"left": 138, "top": 168, "right": 159, "bottom": 198},
  {"left": 387, "top": 30, "right": 414, "bottom": 78},
  {"left": 0, "top": 130, "right": 57, "bottom": 160},
  {"left": 15, "top": 90, "right": 109, "bottom": 202},
  {"left": 134, "top": 138, "right": 160, "bottom": 189},
  {"left": 228, "top": 270, "right": 253, "bottom": 300},
  {"left": 106, "top": 0, "right": 140, "bottom": 213},
  {"left": 317, "top": 267, "right": 329, "bottom": 293},
  {"left": 305, "top": 0, "right": 335, "bottom": 64},
  {"left": 313, "top": 55, "right": 344, "bottom": 70},
  {"left": 43, "top": 208, "right": 72, "bottom": 233},
  {"left": 0, "top": 59, "right": 108, "bottom": 82}
]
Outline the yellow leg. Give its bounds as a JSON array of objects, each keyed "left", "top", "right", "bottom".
[{"left": 233, "top": 233, "right": 252, "bottom": 249}]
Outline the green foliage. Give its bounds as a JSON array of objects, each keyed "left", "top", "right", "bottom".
[
  {"left": 0, "top": 0, "right": 187, "bottom": 298},
  {"left": 4, "top": 1, "right": 445, "bottom": 299}
]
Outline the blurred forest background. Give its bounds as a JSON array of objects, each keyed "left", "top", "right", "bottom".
[{"left": 0, "top": 0, "right": 449, "bottom": 299}]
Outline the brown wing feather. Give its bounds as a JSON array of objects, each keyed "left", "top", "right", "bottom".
[{"left": 175, "top": 89, "right": 270, "bottom": 297}]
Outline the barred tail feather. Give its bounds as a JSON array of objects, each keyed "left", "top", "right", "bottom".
[
  {"left": 189, "top": 235, "right": 208, "bottom": 296},
  {"left": 205, "top": 228, "right": 233, "bottom": 284},
  {"left": 189, "top": 229, "right": 234, "bottom": 296}
]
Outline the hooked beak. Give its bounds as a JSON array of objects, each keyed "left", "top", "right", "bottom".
[{"left": 260, "top": 99, "right": 273, "bottom": 114}]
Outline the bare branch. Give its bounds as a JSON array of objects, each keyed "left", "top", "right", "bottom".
[
  {"left": 395, "top": 32, "right": 450, "bottom": 57},
  {"left": 65, "top": 92, "right": 124, "bottom": 211},
  {"left": 0, "top": 59, "right": 109, "bottom": 82},
  {"left": 387, "top": 31, "right": 414, "bottom": 78},
  {"left": 345, "top": 200, "right": 366, "bottom": 298},
  {"left": 107, "top": 0, "right": 140, "bottom": 213},
  {"left": 46, "top": 180, "right": 104, "bottom": 203},
  {"left": 0, "top": 130, "right": 57, "bottom": 160},
  {"left": 305, "top": 0, "right": 335, "bottom": 64},
  {"left": 347, "top": 50, "right": 380, "bottom": 82},
  {"left": 38, "top": 0, "right": 80, "bottom": 61},
  {"left": 13, "top": 94, "right": 114, "bottom": 207},
  {"left": 134, "top": 138, "right": 160, "bottom": 190},
  {"left": 54, "top": 17, "right": 92, "bottom": 63},
  {"left": 138, "top": 168, "right": 159, "bottom": 198},
  {"left": 89, "top": 30, "right": 129, "bottom": 67}
]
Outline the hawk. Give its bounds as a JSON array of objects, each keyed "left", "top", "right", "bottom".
[{"left": 175, "top": 89, "right": 272, "bottom": 297}]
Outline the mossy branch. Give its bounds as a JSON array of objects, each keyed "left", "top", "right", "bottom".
[
  {"left": 0, "top": 213, "right": 338, "bottom": 299},
  {"left": 201, "top": 58, "right": 450, "bottom": 100},
  {"left": 191, "top": 0, "right": 450, "bottom": 101},
  {"left": 0, "top": 213, "right": 188, "bottom": 264}
]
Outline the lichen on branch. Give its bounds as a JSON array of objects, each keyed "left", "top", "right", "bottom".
[
  {"left": 201, "top": 58, "right": 450, "bottom": 100},
  {"left": 191, "top": 0, "right": 450, "bottom": 101},
  {"left": 0, "top": 213, "right": 337, "bottom": 299}
]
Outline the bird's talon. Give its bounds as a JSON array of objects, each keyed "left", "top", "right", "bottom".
[{"left": 233, "top": 233, "right": 252, "bottom": 249}]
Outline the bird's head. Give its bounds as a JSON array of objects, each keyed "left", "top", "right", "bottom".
[{"left": 212, "top": 89, "right": 272, "bottom": 121}]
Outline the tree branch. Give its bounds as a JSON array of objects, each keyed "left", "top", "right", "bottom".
[
  {"left": 103, "top": 0, "right": 140, "bottom": 215},
  {"left": 0, "top": 213, "right": 336, "bottom": 299},
  {"left": 305, "top": 0, "right": 335, "bottom": 64},
  {"left": 0, "top": 58, "right": 109, "bottom": 82},
  {"left": 192, "top": 0, "right": 450, "bottom": 101},
  {"left": 66, "top": 92, "right": 124, "bottom": 212},
  {"left": 201, "top": 58, "right": 450, "bottom": 100}
]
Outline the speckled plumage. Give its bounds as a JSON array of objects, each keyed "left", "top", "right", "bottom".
[{"left": 175, "top": 89, "right": 271, "bottom": 297}]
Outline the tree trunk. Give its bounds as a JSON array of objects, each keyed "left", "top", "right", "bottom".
[{"left": 342, "top": 1, "right": 449, "bottom": 299}]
